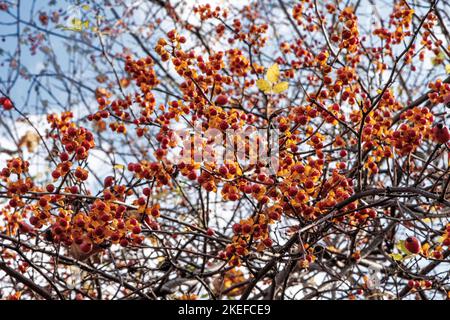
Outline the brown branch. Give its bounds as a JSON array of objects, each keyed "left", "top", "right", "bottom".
[{"left": 0, "top": 261, "right": 54, "bottom": 300}]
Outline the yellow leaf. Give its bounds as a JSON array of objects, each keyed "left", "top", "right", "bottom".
[
  {"left": 256, "top": 79, "right": 271, "bottom": 92},
  {"left": 422, "top": 242, "right": 430, "bottom": 252},
  {"left": 389, "top": 253, "right": 403, "bottom": 261},
  {"left": 446, "top": 64, "right": 450, "bottom": 74},
  {"left": 272, "top": 81, "right": 289, "bottom": 94},
  {"left": 114, "top": 164, "right": 125, "bottom": 170},
  {"left": 397, "top": 240, "right": 411, "bottom": 255},
  {"left": 72, "top": 18, "right": 82, "bottom": 26},
  {"left": 81, "top": 4, "right": 90, "bottom": 10},
  {"left": 266, "top": 63, "right": 280, "bottom": 83},
  {"left": 63, "top": 26, "right": 82, "bottom": 32},
  {"left": 431, "top": 51, "right": 445, "bottom": 66},
  {"left": 67, "top": 18, "right": 89, "bottom": 32}
]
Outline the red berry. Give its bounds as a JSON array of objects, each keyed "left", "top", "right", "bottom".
[
  {"left": 2, "top": 98, "right": 13, "bottom": 110},
  {"left": 143, "top": 187, "right": 151, "bottom": 196},
  {"left": 219, "top": 120, "right": 229, "bottom": 131},
  {"left": 1, "top": 168, "right": 10, "bottom": 177},
  {"left": 60, "top": 152, "right": 69, "bottom": 162},
  {"left": 110, "top": 233, "right": 120, "bottom": 242},
  {"left": 150, "top": 207, "right": 160, "bottom": 217},
  {"left": 263, "top": 238, "right": 273, "bottom": 247},
  {"left": 104, "top": 176, "right": 114, "bottom": 187},
  {"left": 215, "top": 94, "right": 228, "bottom": 106},
  {"left": 76, "top": 146, "right": 86, "bottom": 155},
  {"left": 120, "top": 238, "right": 129, "bottom": 247},
  {"left": 187, "top": 171, "right": 197, "bottom": 180},
  {"left": 288, "top": 186, "right": 298, "bottom": 197},
  {"left": 132, "top": 225, "right": 141, "bottom": 234},
  {"left": 18, "top": 221, "right": 34, "bottom": 234},
  {"left": 404, "top": 236, "right": 421, "bottom": 254},
  {"left": 304, "top": 180, "right": 314, "bottom": 189},
  {"left": 432, "top": 124, "right": 450, "bottom": 144},
  {"left": 218, "top": 166, "right": 228, "bottom": 176},
  {"left": 229, "top": 193, "right": 238, "bottom": 201},
  {"left": 368, "top": 209, "right": 376, "bottom": 219},
  {"left": 94, "top": 227, "right": 104, "bottom": 237},
  {"left": 433, "top": 251, "right": 442, "bottom": 259},
  {"left": 53, "top": 225, "right": 63, "bottom": 235},
  {"left": 38, "top": 197, "right": 48, "bottom": 207},
  {"left": 9, "top": 199, "right": 18, "bottom": 207},
  {"left": 75, "top": 219, "right": 85, "bottom": 228},
  {"left": 80, "top": 241, "right": 93, "bottom": 253},
  {"left": 268, "top": 211, "right": 280, "bottom": 220},
  {"left": 70, "top": 185, "right": 79, "bottom": 194},
  {"left": 51, "top": 170, "right": 61, "bottom": 179},
  {"left": 29, "top": 216, "right": 39, "bottom": 226},
  {"left": 242, "top": 224, "right": 252, "bottom": 234},
  {"left": 232, "top": 223, "right": 242, "bottom": 234}
]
